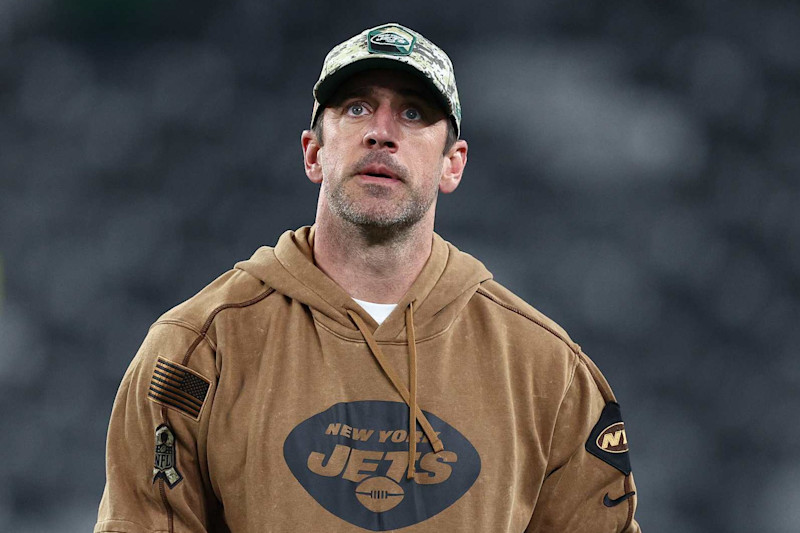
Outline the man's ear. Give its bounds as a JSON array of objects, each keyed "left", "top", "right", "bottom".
[
  {"left": 439, "top": 139, "right": 468, "bottom": 194},
  {"left": 301, "top": 130, "right": 323, "bottom": 184}
]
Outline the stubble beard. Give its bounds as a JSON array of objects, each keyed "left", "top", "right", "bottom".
[{"left": 324, "top": 153, "right": 439, "bottom": 241}]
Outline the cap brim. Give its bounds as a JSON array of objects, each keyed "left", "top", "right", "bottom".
[{"left": 313, "top": 57, "right": 451, "bottom": 126}]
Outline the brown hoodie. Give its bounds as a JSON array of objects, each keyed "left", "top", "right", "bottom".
[{"left": 96, "top": 226, "right": 641, "bottom": 532}]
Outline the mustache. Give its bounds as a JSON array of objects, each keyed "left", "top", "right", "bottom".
[{"left": 348, "top": 152, "right": 408, "bottom": 182}]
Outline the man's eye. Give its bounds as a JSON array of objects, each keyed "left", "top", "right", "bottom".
[
  {"left": 403, "top": 108, "right": 421, "bottom": 120},
  {"left": 347, "top": 103, "right": 366, "bottom": 116}
]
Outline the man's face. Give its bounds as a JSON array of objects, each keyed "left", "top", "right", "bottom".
[{"left": 303, "top": 69, "right": 465, "bottom": 233}]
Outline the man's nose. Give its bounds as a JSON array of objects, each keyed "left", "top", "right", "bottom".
[{"left": 363, "top": 105, "right": 398, "bottom": 151}]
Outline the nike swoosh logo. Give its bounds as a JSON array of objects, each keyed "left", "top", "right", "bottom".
[{"left": 603, "top": 491, "right": 635, "bottom": 507}]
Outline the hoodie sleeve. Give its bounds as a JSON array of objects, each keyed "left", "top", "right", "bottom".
[
  {"left": 95, "top": 321, "right": 223, "bottom": 533},
  {"left": 526, "top": 351, "right": 641, "bottom": 533}
]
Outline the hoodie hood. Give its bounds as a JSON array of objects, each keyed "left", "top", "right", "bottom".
[{"left": 234, "top": 226, "right": 492, "bottom": 343}]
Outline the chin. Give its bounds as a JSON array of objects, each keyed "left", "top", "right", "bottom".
[{"left": 344, "top": 208, "right": 423, "bottom": 231}]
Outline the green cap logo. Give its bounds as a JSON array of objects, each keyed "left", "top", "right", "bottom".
[{"left": 367, "top": 25, "right": 416, "bottom": 56}]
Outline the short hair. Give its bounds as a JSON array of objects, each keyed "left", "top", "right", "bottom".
[{"left": 312, "top": 111, "right": 458, "bottom": 155}]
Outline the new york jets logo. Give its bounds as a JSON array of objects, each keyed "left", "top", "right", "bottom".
[
  {"left": 367, "top": 25, "right": 416, "bottom": 56},
  {"left": 586, "top": 402, "right": 632, "bottom": 476},
  {"left": 596, "top": 422, "right": 628, "bottom": 454},
  {"left": 371, "top": 33, "right": 410, "bottom": 47},
  {"left": 283, "top": 401, "right": 481, "bottom": 531}
]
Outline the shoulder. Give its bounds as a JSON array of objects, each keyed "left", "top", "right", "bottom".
[
  {"left": 154, "top": 256, "right": 275, "bottom": 339},
  {"left": 119, "top": 256, "right": 276, "bottom": 413},
  {"left": 475, "top": 279, "right": 620, "bottom": 403},
  {"left": 474, "top": 279, "right": 580, "bottom": 356}
]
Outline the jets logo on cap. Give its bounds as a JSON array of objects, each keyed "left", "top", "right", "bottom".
[{"left": 367, "top": 25, "right": 416, "bottom": 56}]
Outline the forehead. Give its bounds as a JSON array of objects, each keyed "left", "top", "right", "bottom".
[{"left": 329, "top": 69, "right": 441, "bottom": 107}]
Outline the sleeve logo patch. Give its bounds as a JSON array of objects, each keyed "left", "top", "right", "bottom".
[
  {"left": 153, "top": 424, "right": 182, "bottom": 488},
  {"left": 596, "top": 422, "right": 628, "bottom": 454},
  {"left": 586, "top": 402, "right": 632, "bottom": 475},
  {"left": 148, "top": 357, "right": 210, "bottom": 420}
]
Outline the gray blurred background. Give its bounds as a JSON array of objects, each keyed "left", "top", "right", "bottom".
[{"left": 1, "top": 0, "right": 798, "bottom": 531}]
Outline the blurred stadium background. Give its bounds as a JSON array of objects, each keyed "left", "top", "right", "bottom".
[{"left": 1, "top": 1, "right": 799, "bottom": 531}]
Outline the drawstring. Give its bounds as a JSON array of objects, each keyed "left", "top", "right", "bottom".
[
  {"left": 347, "top": 304, "right": 444, "bottom": 479},
  {"left": 406, "top": 303, "right": 417, "bottom": 480}
]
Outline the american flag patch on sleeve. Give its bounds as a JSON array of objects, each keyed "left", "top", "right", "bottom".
[{"left": 148, "top": 357, "right": 211, "bottom": 420}]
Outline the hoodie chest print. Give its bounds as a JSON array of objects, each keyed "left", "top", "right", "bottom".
[{"left": 283, "top": 401, "right": 481, "bottom": 531}]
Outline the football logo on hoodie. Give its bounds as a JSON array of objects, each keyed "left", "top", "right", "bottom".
[{"left": 283, "top": 401, "right": 481, "bottom": 530}]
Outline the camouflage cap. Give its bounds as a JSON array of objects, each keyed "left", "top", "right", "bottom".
[{"left": 311, "top": 23, "right": 461, "bottom": 137}]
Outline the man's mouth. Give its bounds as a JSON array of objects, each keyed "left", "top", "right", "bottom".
[{"left": 357, "top": 164, "right": 400, "bottom": 181}]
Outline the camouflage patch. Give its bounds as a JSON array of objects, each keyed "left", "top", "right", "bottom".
[{"left": 153, "top": 424, "right": 182, "bottom": 488}]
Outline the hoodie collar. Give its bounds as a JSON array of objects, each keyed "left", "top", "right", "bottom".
[{"left": 234, "top": 225, "right": 492, "bottom": 341}]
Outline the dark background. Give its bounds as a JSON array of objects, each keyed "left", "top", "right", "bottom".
[{"left": 2, "top": 1, "right": 799, "bottom": 531}]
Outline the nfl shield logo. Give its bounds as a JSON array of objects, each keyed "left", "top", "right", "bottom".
[
  {"left": 153, "top": 424, "right": 183, "bottom": 488},
  {"left": 155, "top": 443, "right": 173, "bottom": 470}
]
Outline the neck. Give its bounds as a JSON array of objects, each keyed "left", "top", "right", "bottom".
[{"left": 312, "top": 211, "right": 435, "bottom": 304}]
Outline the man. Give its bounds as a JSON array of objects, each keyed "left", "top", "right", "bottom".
[{"left": 96, "top": 23, "right": 641, "bottom": 532}]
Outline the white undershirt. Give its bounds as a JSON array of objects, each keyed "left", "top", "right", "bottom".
[{"left": 352, "top": 298, "right": 397, "bottom": 325}]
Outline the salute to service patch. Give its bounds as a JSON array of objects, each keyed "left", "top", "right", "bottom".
[
  {"left": 148, "top": 357, "right": 211, "bottom": 420},
  {"left": 585, "top": 402, "right": 632, "bottom": 475},
  {"left": 153, "top": 424, "right": 182, "bottom": 488}
]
